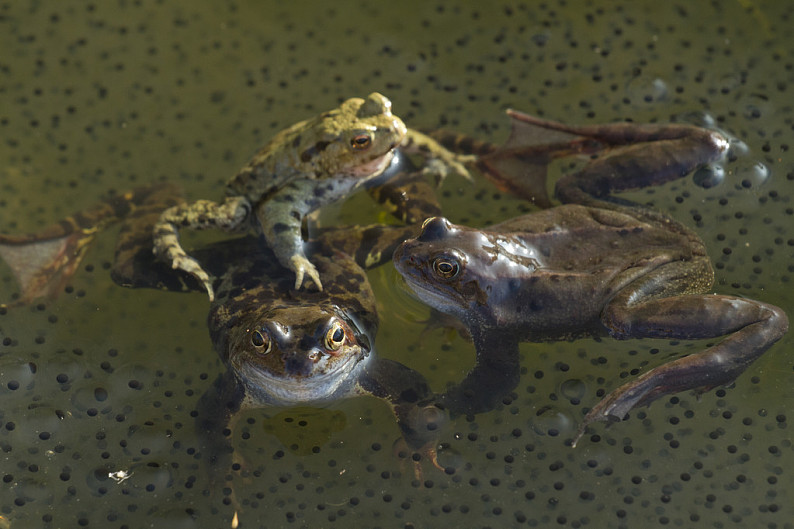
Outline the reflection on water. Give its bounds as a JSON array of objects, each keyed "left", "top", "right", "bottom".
[{"left": 1, "top": 1, "right": 793, "bottom": 527}]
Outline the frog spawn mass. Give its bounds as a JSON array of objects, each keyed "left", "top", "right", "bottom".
[
  {"left": 2, "top": 109, "right": 789, "bottom": 526},
  {"left": 2, "top": 1, "right": 794, "bottom": 528}
]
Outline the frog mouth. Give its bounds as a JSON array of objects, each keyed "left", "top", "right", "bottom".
[
  {"left": 238, "top": 348, "right": 371, "bottom": 405},
  {"left": 394, "top": 262, "right": 469, "bottom": 320},
  {"left": 348, "top": 150, "right": 396, "bottom": 179}
]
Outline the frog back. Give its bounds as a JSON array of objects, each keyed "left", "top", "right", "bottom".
[{"left": 492, "top": 204, "right": 704, "bottom": 274}]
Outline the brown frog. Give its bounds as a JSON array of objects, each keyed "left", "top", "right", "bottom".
[
  {"left": 394, "top": 111, "right": 789, "bottom": 446},
  {"left": 0, "top": 168, "right": 447, "bottom": 462}
]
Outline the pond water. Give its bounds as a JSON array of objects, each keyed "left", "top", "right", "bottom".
[{"left": 1, "top": 1, "right": 793, "bottom": 528}]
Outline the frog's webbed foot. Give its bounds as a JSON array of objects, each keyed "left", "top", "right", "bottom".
[
  {"left": 0, "top": 230, "right": 95, "bottom": 306},
  {"left": 392, "top": 402, "right": 451, "bottom": 480},
  {"left": 0, "top": 183, "right": 183, "bottom": 305},
  {"left": 289, "top": 254, "right": 323, "bottom": 291},
  {"left": 393, "top": 436, "right": 448, "bottom": 482},
  {"left": 571, "top": 381, "right": 651, "bottom": 448}
]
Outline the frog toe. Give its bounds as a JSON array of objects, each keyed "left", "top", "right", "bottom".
[
  {"left": 289, "top": 255, "right": 323, "bottom": 291},
  {"left": 422, "top": 157, "right": 474, "bottom": 186},
  {"left": 572, "top": 383, "right": 651, "bottom": 447},
  {"left": 166, "top": 255, "right": 214, "bottom": 300}
]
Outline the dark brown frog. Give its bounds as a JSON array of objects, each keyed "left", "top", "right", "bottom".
[{"left": 395, "top": 111, "right": 788, "bottom": 446}]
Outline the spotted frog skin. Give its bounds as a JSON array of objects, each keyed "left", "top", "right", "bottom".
[
  {"left": 0, "top": 178, "right": 446, "bottom": 488},
  {"left": 152, "top": 92, "right": 472, "bottom": 300},
  {"left": 395, "top": 111, "right": 789, "bottom": 446}
]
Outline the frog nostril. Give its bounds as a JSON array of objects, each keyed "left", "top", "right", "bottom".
[{"left": 284, "top": 354, "right": 312, "bottom": 376}]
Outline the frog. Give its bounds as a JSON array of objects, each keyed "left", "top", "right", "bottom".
[
  {"left": 151, "top": 92, "right": 473, "bottom": 301},
  {"left": 192, "top": 233, "right": 445, "bottom": 462},
  {"left": 0, "top": 152, "right": 442, "bottom": 305},
  {"left": 394, "top": 110, "right": 789, "bottom": 446},
  {"left": 0, "top": 164, "right": 447, "bottom": 460}
]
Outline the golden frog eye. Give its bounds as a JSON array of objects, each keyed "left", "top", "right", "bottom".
[
  {"left": 350, "top": 133, "right": 372, "bottom": 150},
  {"left": 324, "top": 321, "right": 346, "bottom": 351},
  {"left": 432, "top": 257, "right": 460, "bottom": 279},
  {"left": 251, "top": 330, "right": 272, "bottom": 355}
]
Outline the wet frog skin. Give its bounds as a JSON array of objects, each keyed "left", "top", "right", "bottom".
[
  {"left": 0, "top": 170, "right": 446, "bottom": 464},
  {"left": 395, "top": 112, "right": 789, "bottom": 446},
  {"left": 195, "top": 235, "right": 442, "bottom": 453},
  {"left": 152, "top": 92, "right": 471, "bottom": 300}
]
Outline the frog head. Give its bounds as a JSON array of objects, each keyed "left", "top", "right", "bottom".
[
  {"left": 224, "top": 304, "right": 373, "bottom": 406},
  {"left": 393, "top": 217, "right": 479, "bottom": 322},
  {"left": 292, "top": 92, "right": 408, "bottom": 180}
]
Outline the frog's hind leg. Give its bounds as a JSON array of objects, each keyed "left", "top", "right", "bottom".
[
  {"left": 573, "top": 256, "right": 788, "bottom": 446},
  {"left": 152, "top": 196, "right": 251, "bottom": 301},
  {"left": 0, "top": 229, "right": 95, "bottom": 306},
  {"left": 0, "top": 184, "right": 179, "bottom": 305},
  {"left": 483, "top": 110, "right": 729, "bottom": 209}
]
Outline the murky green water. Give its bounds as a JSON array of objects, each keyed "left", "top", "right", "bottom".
[{"left": 2, "top": 1, "right": 793, "bottom": 527}]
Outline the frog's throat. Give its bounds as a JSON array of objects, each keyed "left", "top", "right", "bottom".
[{"left": 238, "top": 349, "right": 373, "bottom": 406}]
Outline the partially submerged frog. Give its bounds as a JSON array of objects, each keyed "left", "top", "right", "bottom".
[
  {"left": 152, "top": 92, "right": 472, "bottom": 300},
  {"left": 191, "top": 234, "right": 444, "bottom": 460},
  {"left": 0, "top": 169, "right": 446, "bottom": 459},
  {"left": 395, "top": 111, "right": 789, "bottom": 446}
]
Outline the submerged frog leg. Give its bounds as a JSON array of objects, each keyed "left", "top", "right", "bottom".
[
  {"left": 0, "top": 184, "right": 181, "bottom": 305},
  {"left": 573, "top": 257, "right": 789, "bottom": 446},
  {"left": 193, "top": 371, "right": 246, "bottom": 524},
  {"left": 110, "top": 184, "right": 202, "bottom": 291},
  {"left": 355, "top": 358, "right": 445, "bottom": 461},
  {"left": 400, "top": 129, "right": 475, "bottom": 185},
  {"left": 438, "top": 328, "right": 521, "bottom": 416},
  {"left": 152, "top": 196, "right": 251, "bottom": 301},
  {"left": 475, "top": 110, "right": 729, "bottom": 208},
  {"left": 366, "top": 170, "right": 442, "bottom": 224},
  {"left": 311, "top": 222, "right": 426, "bottom": 270}
]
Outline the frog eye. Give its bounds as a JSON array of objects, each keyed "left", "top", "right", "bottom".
[
  {"left": 324, "top": 321, "right": 346, "bottom": 351},
  {"left": 350, "top": 133, "right": 372, "bottom": 150},
  {"left": 251, "top": 330, "right": 272, "bottom": 355},
  {"left": 432, "top": 257, "right": 460, "bottom": 279}
]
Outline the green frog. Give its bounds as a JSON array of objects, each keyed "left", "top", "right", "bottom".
[
  {"left": 152, "top": 92, "right": 472, "bottom": 300},
  {"left": 394, "top": 111, "right": 789, "bottom": 446}
]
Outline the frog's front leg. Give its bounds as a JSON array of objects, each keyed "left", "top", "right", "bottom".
[
  {"left": 401, "top": 129, "right": 475, "bottom": 185},
  {"left": 438, "top": 328, "right": 521, "bottom": 416},
  {"left": 367, "top": 168, "right": 442, "bottom": 224},
  {"left": 255, "top": 181, "right": 328, "bottom": 291},
  {"left": 152, "top": 196, "right": 251, "bottom": 301},
  {"left": 356, "top": 358, "right": 445, "bottom": 460},
  {"left": 573, "top": 257, "right": 788, "bottom": 446}
]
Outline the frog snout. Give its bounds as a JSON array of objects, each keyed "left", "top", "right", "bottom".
[{"left": 284, "top": 353, "right": 313, "bottom": 377}]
